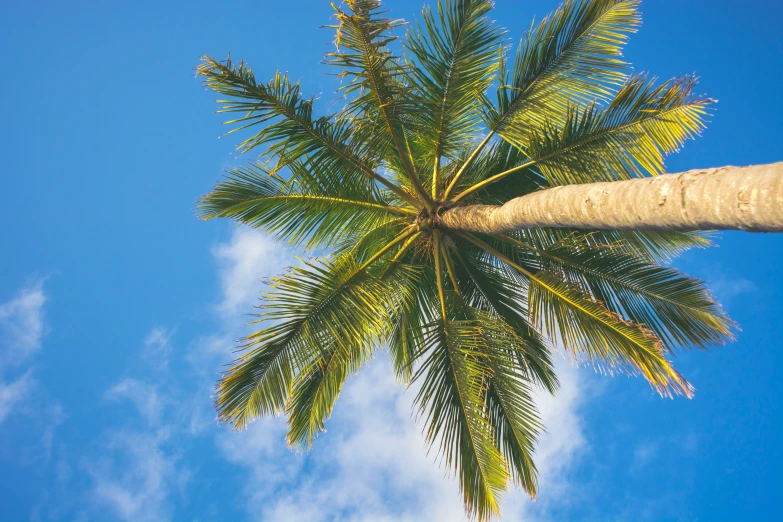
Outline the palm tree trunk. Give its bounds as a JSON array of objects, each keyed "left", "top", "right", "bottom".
[{"left": 436, "top": 162, "right": 783, "bottom": 233}]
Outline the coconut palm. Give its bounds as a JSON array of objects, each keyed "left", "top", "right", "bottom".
[{"left": 196, "top": 0, "right": 779, "bottom": 519}]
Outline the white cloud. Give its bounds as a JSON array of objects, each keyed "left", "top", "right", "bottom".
[
  {"left": 0, "top": 280, "right": 49, "bottom": 426},
  {"left": 708, "top": 275, "right": 756, "bottom": 304},
  {"left": 0, "top": 279, "right": 47, "bottom": 369},
  {"left": 88, "top": 429, "right": 189, "bottom": 522},
  {"left": 203, "top": 227, "right": 590, "bottom": 521},
  {"left": 216, "top": 356, "right": 587, "bottom": 522},
  {"left": 632, "top": 441, "right": 659, "bottom": 470},
  {"left": 79, "top": 228, "right": 285, "bottom": 522},
  {"left": 141, "top": 327, "right": 175, "bottom": 371},
  {"left": 0, "top": 370, "right": 34, "bottom": 424},
  {"left": 212, "top": 227, "right": 292, "bottom": 319},
  {"left": 90, "top": 329, "right": 196, "bottom": 521},
  {"left": 104, "top": 379, "right": 164, "bottom": 426}
]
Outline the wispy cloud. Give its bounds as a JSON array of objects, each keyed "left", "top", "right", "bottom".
[
  {"left": 212, "top": 227, "right": 291, "bottom": 319},
  {"left": 216, "top": 358, "right": 586, "bottom": 522},
  {"left": 77, "top": 229, "right": 282, "bottom": 522},
  {"left": 0, "top": 279, "right": 47, "bottom": 369},
  {"left": 104, "top": 378, "right": 164, "bottom": 426},
  {"left": 141, "top": 327, "right": 175, "bottom": 371},
  {"left": 87, "top": 329, "right": 196, "bottom": 522},
  {"left": 0, "top": 370, "right": 34, "bottom": 424},
  {"left": 88, "top": 429, "right": 189, "bottom": 522},
  {"left": 0, "top": 280, "right": 48, "bottom": 426}
]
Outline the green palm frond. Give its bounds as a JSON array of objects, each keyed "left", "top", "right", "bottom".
[
  {"left": 489, "top": 0, "right": 638, "bottom": 133},
  {"left": 285, "top": 338, "right": 352, "bottom": 448},
  {"left": 461, "top": 232, "right": 693, "bottom": 398},
  {"left": 405, "top": 0, "right": 504, "bottom": 195},
  {"left": 388, "top": 259, "right": 435, "bottom": 383},
  {"left": 197, "top": 55, "right": 421, "bottom": 209},
  {"left": 447, "top": 242, "right": 559, "bottom": 394},
  {"left": 479, "top": 317, "right": 542, "bottom": 495},
  {"left": 454, "top": 74, "right": 711, "bottom": 199},
  {"left": 603, "top": 230, "right": 714, "bottom": 262},
  {"left": 198, "top": 161, "right": 412, "bottom": 251},
  {"left": 327, "top": 0, "right": 432, "bottom": 205},
  {"left": 198, "top": 1, "right": 733, "bottom": 518},
  {"left": 443, "top": 0, "right": 639, "bottom": 199},
  {"left": 500, "top": 234, "right": 734, "bottom": 349},
  {"left": 514, "top": 227, "right": 714, "bottom": 263},
  {"left": 522, "top": 74, "right": 712, "bottom": 185},
  {"left": 216, "top": 245, "right": 416, "bottom": 430},
  {"left": 412, "top": 312, "right": 508, "bottom": 520},
  {"left": 528, "top": 271, "right": 691, "bottom": 397}
]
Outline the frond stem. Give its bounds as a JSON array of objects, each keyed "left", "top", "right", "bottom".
[
  {"left": 380, "top": 231, "right": 422, "bottom": 278},
  {"left": 442, "top": 130, "right": 495, "bottom": 201},
  {"left": 343, "top": 7, "right": 433, "bottom": 210},
  {"left": 442, "top": 240, "right": 462, "bottom": 297},
  {"left": 451, "top": 101, "right": 708, "bottom": 203},
  {"left": 433, "top": 230, "right": 448, "bottom": 319},
  {"left": 355, "top": 226, "right": 418, "bottom": 280},
  {"left": 452, "top": 159, "right": 537, "bottom": 202},
  {"left": 219, "top": 194, "right": 418, "bottom": 217}
]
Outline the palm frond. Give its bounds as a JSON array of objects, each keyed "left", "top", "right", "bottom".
[
  {"left": 502, "top": 227, "right": 714, "bottom": 263},
  {"left": 447, "top": 241, "right": 559, "bottom": 394},
  {"left": 197, "top": 55, "right": 421, "bottom": 208},
  {"left": 501, "top": 234, "right": 735, "bottom": 350},
  {"left": 412, "top": 312, "right": 508, "bottom": 520},
  {"left": 327, "top": 1, "right": 432, "bottom": 205},
  {"left": 489, "top": 0, "right": 639, "bottom": 139},
  {"left": 405, "top": 0, "right": 504, "bottom": 195},
  {"left": 443, "top": 0, "right": 639, "bottom": 200},
  {"left": 476, "top": 314, "right": 543, "bottom": 496},
  {"left": 604, "top": 230, "right": 715, "bottom": 261},
  {"left": 387, "top": 252, "right": 435, "bottom": 383},
  {"left": 522, "top": 74, "right": 712, "bottom": 185},
  {"left": 198, "top": 161, "right": 412, "bottom": 251},
  {"left": 455, "top": 74, "right": 711, "bottom": 199},
  {"left": 217, "top": 239, "right": 415, "bottom": 430},
  {"left": 461, "top": 231, "right": 693, "bottom": 398}
]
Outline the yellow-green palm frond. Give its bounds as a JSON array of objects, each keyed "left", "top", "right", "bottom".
[
  {"left": 523, "top": 74, "right": 713, "bottom": 185},
  {"left": 327, "top": 0, "right": 431, "bottom": 203},
  {"left": 198, "top": 161, "right": 413, "bottom": 251},
  {"left": 405, "top": 0, "right": 504, "bottom": 185},
  {"left": 198, "top": 1, "right": 734, "bottom": 519},
  {"left": 485, "top": 0, "right": 639, "bottom": 139},
  {"left": 216, "top": 250, "right": 416, "bottom": 430},
  {"left": 460, "top": 231, "right": 694, "bottom": 398},
  {"left": 412, "top": 310, "right": 508, "bottom": 520},
  {"left": 501, "top": 233, "right": 735, "bottom": 350}
]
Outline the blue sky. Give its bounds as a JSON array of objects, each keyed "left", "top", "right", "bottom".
[{"left": 1, "top": 1, "right": 782, "bottom": 521}]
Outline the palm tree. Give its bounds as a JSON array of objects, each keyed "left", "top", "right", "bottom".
[{"left": 196, "top": 0, "right": 779, "bottom": 518}]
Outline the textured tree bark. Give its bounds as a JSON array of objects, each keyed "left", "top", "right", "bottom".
[{"left": 436, "top": 162, "right": 783, "bottom": 233}]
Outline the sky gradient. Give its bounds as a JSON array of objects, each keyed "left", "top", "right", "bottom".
[{"left": 1, "top": 1, "right": 782, "bottom": 521}]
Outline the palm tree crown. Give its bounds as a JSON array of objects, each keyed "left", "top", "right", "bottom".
[{"left": 196, "top": 0, "right": 734, "bottom": 518}]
